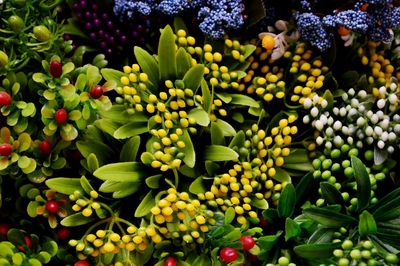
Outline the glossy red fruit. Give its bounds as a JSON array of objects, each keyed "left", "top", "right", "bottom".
[
  {"left": 240, "top": 235, "right": 255, "bottom": 251},
  {"left": 18, "top": 236, "right": 32, "bottom": 252},
  {"left": 46, "top": 200, "right": 59, "bottom": 214},
  {"left": 50, "top": 60, "right": 62, "bottom": 78},
  {"left": 39, "top": 140, "right": 52, "bottom": 156},
  {"left": 55, "top": 108, "right": 68, "bottom": 124},
  {"left": 0, "top": 143, "right": 12, "bottom": 156},
  {"left": 0, "top": 91, "right": 12, "bottom": 106},
  {"left": 57, "top": 227, "right": 70, "bottom": 240},
  {"left": 90, "top": 85, "right": 103, "bottom": 99},
  {"left": 164, "top": 256, "right": 177, "bottom": 266},
  {"left": 0, "top": 224, "right": 9, "bottom": 235},
  {"left": 74, "top": 261, "right": 90, "bottom": 266},
  {"left": 219, "top": 247, "right": 238, "bottom": 263}
]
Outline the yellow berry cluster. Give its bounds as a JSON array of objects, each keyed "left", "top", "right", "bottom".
[
  {"left": 175, "top": 29, "right": 253, "bottom": 91},
  {"left": 150, "top": 188, "right": 215, "bottom": 245},
  {"left": 200, "top": 116, "right": 298, "bottom": 224},
  {"left": 69, "top": 190, "right": 101, "bottom": 218},
  {"left": 69, "top": 224, "right": 162, "bottom": 261},
  {"left": 358, "top": 41, "right": 399, "bottom": 88}
]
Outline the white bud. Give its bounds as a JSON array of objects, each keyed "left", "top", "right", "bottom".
[
  {"left": 348, "top": 88, "right": 355, "bottom": 96},
  {"left": 387, "top": 146, "right": 394, "bottom": 153},
  {"left": 325, "top": 141, "right": 332, "bottom": 149},
  {"left": 365, "top": 126, "right": 373, "bottom": 136},
  {"left": 321, "top": 99, "right": 328, "bottom": 108},
  {"left": 316, "top": 136, "right": 324, "bottom": 145},
  {"left": 303, "top": 115, "right": 310, "bottom": 124},
  {"left": 327, "top": 117, "right": 334, "bottom": 126},
  {"left": 377, "top": 99, "right": 386, "bottom": 109},
  {"left": 348, "top": 108, "right": 358, "bottom": 118},
  {"left": 347, "top": 136, "right": 354, "bottom": 145},
  {"left": 381, "top": 131, "right": 389, "bottom": 141},
  {"left": 342, "top": 126, "right": 349, "bottom": 135},
  {"left": 379, "top": 86, "right": 386, "bottom": 95},
  {"left": 325, "top": 127, "right": 334, "bottom": 137},
  {"left": 388, "top": 132, "right": 397, "bottom": 141},
  {"left": 377, "top": 140, "right": 385, "bottom": 149},
  {"left": 310, "top": 107, "right": 319, "bottom": 117},
  {"left": 334, "top": 135, "right": 343, "bottom": 146},
  {"left": 346, "top": 105, "right": 352, "bottom": 111},
  {"left": 358, "top": 104, "right": 365, "bottom": 112},
  {"left": 366, "top": 137, "right": 374, "bottom": 145},
  {"left": 333, "top": 121, "right": 342, "bottom": 131},
  {"left": 339, "top": 107, "right": 347, "bottom": 117},
  {"left": 390, "top": 82, "right": 397, "bottom": 91},
  {"left": 380, "top": 119, "right": 389, "bottom": 130},
  {"left": 356, "top": 141, "right": 363, "bottom": 149},
  {"left": 394, "top": 124, "right": 400, "bottom": 134},
  {"left": 333, "top": 107, "right": 339, "bottom": 115},
  {"left": 351, "top": 98, "right": 359, "bottom": 108},
  {"left": 312, "top": 94, "right": 320, "bottom": 103},
  {"left": 371, "top": 114, "right": 379, "bottom": 124},
  {"left": 315, "top": 120, "right": 324, "bottom": 131},
  {"left": 342, "top": 93, "right": 349, "bottom": 101},
  {"left": 303, "top": 98, "right": 312, "bottom": 109},
  {"left": 348, "top": 125, "right": 356, "bottom": 135},
  {"left": 319, "top": 114, "right": 328, "bottom": 125},
  {"left": 388, "top": 94, "right": 398, "bottom": 104},
  {"left": 358, "top": 90, "right": 367, "bottom": 98},
  {"left": 366, "top": 110, "right": 373, "bottom": 118},
  {"left": 374, "top": 126, "right": 383, "bottom": 136},
  {"left": 357, "top": 117, "right": 366, "bottom": 127},
  {"left": 394, "top": 114, "right": 400, "bottom": 121},
  {"left": 376, "top": 111, "right": 384, "bottom": 119}
]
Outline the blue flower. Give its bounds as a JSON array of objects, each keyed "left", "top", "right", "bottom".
[
  {"left": 114, "top": 0, "right": 156, "bottom": 19},
  {"left": 295, "top": 12, "right": 332, "bottom": 51},
  {"left": 323, "top": 10, "right": 369, "bottom": 33}
]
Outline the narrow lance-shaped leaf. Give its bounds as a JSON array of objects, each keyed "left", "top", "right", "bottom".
[
  {"left": 320, "top": 182, "right": 345, "bottom": 206},
  {"left": 303, "top": 207, "right": 357, "bottom": 227},
  {"left": 294, "top": 242, "right": 341, "bottom": 259},
  {"left": 93, "top": 162, "right": 145, "bottom": 182},
  {"left": 277, "top": 183, "right": 296, "bottom": 218},
  {"left": 183, "top": 64, "right": 204, "bottom": 91},
  {"left": 45, "top": 178, "right": 82, "bottom": 195},
  {"left": 351, "top": 156, "right": 371, "bottom": 212},
  {"left": 359, "top": 210, "right": 377, "bottom": 237},
  {"left": 134, "top": 190, "right": 155, "bottom": 217},
  {"left": 204, "top": 145, "right": 239, "bottom": 162},
  {"left": 158, "top": 25, "right": 177, "bottom": 80},
  {"left": 134, "top": 46, "right": 159, "bottom": 84}
]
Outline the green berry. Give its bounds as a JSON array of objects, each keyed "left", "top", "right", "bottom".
[
  {"left": 33, "top": 25, "right": 51, "bottom": 41},
  {"left": 385, "top": 254, "right": 399, "bottom": 264},
  {"left": 8, "top": 15, "right": 24, "bottom": 33},
  {"left": 331, "top": 163, "right": 341, "bottom": 172},
  {"left": 361, "top": 250, "right": 371, "bottom": 259},
  {"left": 338, "top": 258, "right": 350, "bottom": 266},
  {"left": 0, "top": 51, "right": 8, "bottom": 67},
  {"left": 348, "top": 148, "right": 359, "bottom": 157},
  {"left": 350, "top": 249, "right": 361, "bottom": 260},
  {"left": 344, "top": 167, "right": 354, "bottom": 178},
  {"left": 312, "top": 159, "right": 322, "bottom": 169},
  {"left": 364, "top": 150, "right": 373, "bottom": 161},
  {"left": 342, "top": 240, "right": 353, "bottom": 250},
  {"left": 331, "top": 149, "right": 341, "bottom": 158},
  {"left": 341, "top": 144, "right": 350, "bottom": 153},
  {"left": 333, "top": 249, "right": 344, "bottom": 257},
  {"left": 321, "top": 170, "right": 331, "bottom": 179},
  {"left": 278, "top": 256, "right": 289, "bottom": 266},
  {"left": 322, "top": 159, "right": 332, "bottom": 169}
]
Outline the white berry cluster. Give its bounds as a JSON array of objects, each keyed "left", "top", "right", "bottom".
[{"left": 303, "top": 83, "right": 400, "bottom": 160}]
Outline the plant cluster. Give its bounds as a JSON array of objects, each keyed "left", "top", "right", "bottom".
[{"left": 1, "top": 1, "right": 400, "bottom": 266}]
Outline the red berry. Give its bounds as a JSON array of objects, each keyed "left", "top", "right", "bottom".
[
  {"left": 74, "top": 261, "right": 90, "bottom": 266},
  {"left": 55, "top": 108, "right": 68, "bottom": 124},
  {"left": 90, "top": 85, "right": 103, "bottom": 99},
  {"left": 57, "top": 227, "right": 70, "bottom": 240},
  {"left": 0, "top": 224, "right": 9, "bottom": 235},
  {"left": 18, "top": 236, "right": 32, "bottom": 252},
  {"left": 164, "top": 257, "right": 177, "bottom": 266},
  {"left": 50, "top": 60, "right": 62, "bottom": 78},
  {"left": 219, "top": 247, "right": 238, "bottom": 263},
  {"left": 46, "top": 200, "right": 59, "bottom": 214},
  {"left": 0, "top": 143, "right": 12, "bottom": 156},
  {"left": 39, "top": 140, "right": 52, "bottom": 156},
  {"left": 240, "top": 235, "right": 255, "bottom": 251},
  {"left": 0, "top": 91, "right": 12, "bottom": 106}
]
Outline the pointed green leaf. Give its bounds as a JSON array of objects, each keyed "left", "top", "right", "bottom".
[
  {"left": 145, "top": 174, "right": 163, "bottom": 189},
  {"left": 294, "top": 243, "right": 341, "bottom": 259},
  {"left": 120, "top": 136, "right": 141, "bottom": 162},
  {"left": 80, "top": 176, "right": 95, "bottom": 194},
  {"left": 176, "top": 47, "right": 191, "bottom": 78},
  {"left": 183, "top": 64, "right": 204, "bottom": 91},
  {"left": 134, "top": 46, "right": 159, "bottom": 84},
  {"left": 201, "top": 79, "right": 212, "bottom": 112},
  {"left": 101, "top": 68, "right": 124, "bottom": 86},
  {"left": 46, "top": 178, "right": 82, "bottom": 195},
  {"left": 113, "top": 121, "right": 148, "bottom": 139},
  {"left": 230, "top": 94, "right": 260, "bottom": 108},
  {"left": 351, "top": 156, "right": 371, "bottom": 211},
  {"left": 224, "top": 207, "right": 236, "bottom": 224},
  {"left": 285, "top": 218, "right": 301, "bottom": 241},
  {"left": 61, "top": 213, "right": 95, "bottom": 227},
  {"left": 215, "top": 119, "right": 236, "bottom": 136},
  {"left": 359, "top": 210, "right": 377, "bottom": 237},
  {"left": 303, "top": 207, "right": 357, "bottom": 227},
  {"left": 87, "top": 153, "right": 99, "bottom": 172},
  {"left": 181, "top": 129, "right": 195, "bottom": 168},
  {"left": 204, "top": 145, "right": 238, "bottom": 161},
  {"left": 134, "top": 190, "right": 155, "bottom": 217},
  {"left": 211, "top": 122, "right": 225, "bottom": 145},
  {"left": 189, "top": 176, "right": 206, "bottom": 194},
  {"left": 295, "top": 171, "right": 314, "bottom": 206},
  {"left": 188, "top": 107, "right": 210, "bottom": 127},
  {"left": 158, "top": 25, "right": 177, "bottom": 80},
  {"left": 320, "top": 182, "right": 345, "bottom": 206},
  {"left": 93, "top": 162, "right": 145, "bottom": 182},
  {"left": 277, "top": 183, "right": 296, "bottom": 218}
]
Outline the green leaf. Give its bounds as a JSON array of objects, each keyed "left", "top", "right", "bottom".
[
  {"left": 120, "top": 136, "right": 141, "bottom": 162},
  {"left": 283, "top": 162, "right": 313, "bottom": 172},
  {"left": 134, "top": 46, "right": 159, "bottom": 84},
  {"left": 21, "top": 103, "right": 36, "bottom": 117},
  {"left": 113, "top": 121, "right": 148, "bottom": 139},
  {"left": 229, "top": 130, "right": 245, "bottom": 149},
  {"left": 87, "top": 153, "right": 99, "bottom": 172},
  {"left": 176, "top": 47, "right": 191, "bottom": 78},
  {"left": 285, "top": 218, "right": 301, "bottom": 241},
  {"left": 257, "top": 233, "right": 281, "bottom": 252},
  {"left": 307, "top": 227, "right": 334, "bottom": 244},
  {"left": 37, "top": 251, "right": 51, "bottom": 264},
  {"left": 201, "top": 80, "right": 212, "bottom": 112},
  {"left": 32, "top": 73, "right": 48, "bottom": 83},
  {"left": 93, "top": 162, "right": 145, "bottom": 182},
  {"left": 295, "top": 171, "right": 314, "bottom": 206},
  {"left": 224, "top": 207, "right": 236, "bottom": 224},
  {"left": 183, "top": 64, "right": 204, "bottom": 91},
  {"left": 272, "top": 168, "right": 291, "bottom": 183},
  {"left": 158, "top": 25, "right": 177, "bottom": 81},
  {"left": 277, "top": 184, "right": 296, "bottom": 218},
  {"left": 322, "top": 90, "right": 334, "bottom": 110},
  {"left": 99, "top": 180, "right": 140, "bottom": 194},
  {"left": 188, "top": 108, "right": 210, "bottom": 127},
  {"left": 77, "top": 139, "right": 114, "bottom": 165},
  {"left": 145, "top": 174, "right": 163, "bottom": 189},
  {"left": 229, "top": 94, "right": 260, "bottom": 108},
  {"left": 359, "top": 210, "right": 377, "bottom": 237},
  {"left": 181, "top": 129, "right": 195, "bottom": 168},
  {"left": 320, "top": 182, "right": 345, "bottom": 206},
  {"left": 113, "top": 185, "right": 141, "bottom": 198},
  {"left": 80, "top": 176, "right": 95, "bottom": 195},
  {"left": 101, "top": 68, "right": 124, "bottom": 86},
  {"left": 42, "top": 241, "right": 58, "bottom": 256},
  {"left": 134, "top": 190, "right": 155, "bottom": 217},
  {"left": 204, "top": 145, "right": 239, "bottom": 161},
  {"left": 211, "top": 122, "right": 225, "bottom": 145},
  {"left": 351, "top": 156, "right": 371, "bottom": 212},
  {"left": 61, "top": 213, "right": 95, "bottom": 227},
  {"left": 62, "top": 62, "right": 75, "bottom": 75},
  {"left": 46, "top": 178, "right": 82, "bottom": 195},
  {"left": 251, "top": 198, "right": 269, "bottom": 209},
  {"left": 294, "top": 242, "right": 341, "bottom": 259},
  {"left": 303, "top": 207, "right": 357, "bottom": 227},
  {"left": 223, "top": 228, "right": 241, "bottom": 241},
  {"left": 284, "top": 149, "right": 310, "bottom": 164},
  {"left": 189, "top": 176, "right": 207, "bottom": 194},
  {"left": 173, "top": 17, "right": 188, "bottom": 32},
  {"left": 0, "top": 243, "right": 13, "bottom": 258}
]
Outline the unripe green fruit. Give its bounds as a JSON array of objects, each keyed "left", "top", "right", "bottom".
[
  {"left": 341, "top": 240, "right": 353, "bottom": 250},
  {"left": 364, "top": 150, "right": 373, "bottom": 161},
  {"left": 331, "top": 149, "right": 341, "bottom": 158},
  {"left": 8, "top": 15, "right": 24, "bottom": 33},
  {"left": 33, "top": 25, "right": 51, "bottom": 41},
  {"left": 0, "top": 51, "right": 8, "bottom": 67},
  {"left": 312, "top": 159, "right": 321, "bottom": 169},
  {"left": 385, "top": 253, "right": 399, "bottom": 264},
  {"left": 322, "top": 159, "right": 332, "bottom": 170},
  {"left": 350, "top": 249, "right": 361, "bottom": 260}
]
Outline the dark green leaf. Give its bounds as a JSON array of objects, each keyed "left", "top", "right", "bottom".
[
  {"left": 61, "top": 213, "right": 95, "bottom": 227},
  {"left": 205, "top": 161, "right": 220, "bottom": 176},
  {"left": 285, "top": 218, "right": 301, "bottom": 241},
  {"left": 284, "top": 149, "right": 310, "bottom": 164},
  {"left": 257, "top": 232, "right": 281, "bottom": 252},
  {"left": 46, "top": 178, "right": 82, "bottom": 195},
  {"left": 183, "top": 64, "right": 204, "bottom": 91},
  {"left": 294, "top": 243, "right": 341, "bottom": 259},
  {"left": 134, "top": 46, "right": 159, "bottom": 84},
  {"left": 303, "top": 207, "right": 357, "bottom": 227},
  {"left": 158, "top": 25, "right": 177, "bottom": 80},
  {"left": 134, "top": 190, "right": 155, "bottom": 217},
  {"left": 120, "top": 136, "right": 141, "bottom": 162},
  {"left": 359, "top": 210, "right": 377, "bottom": 237},
  {"left": 351, "top": 156, "right": 371, "bottom": 212},
  {"left": 229, "top": 130, "right": 245, "bottom": 148},
  {"left": 204, "top": 145, "right": 239, "bottom": 161},
  {"left": 307, "top": 227, "right": 334, "bottom": 244},
  {"left": 277, "top": 183, "right": 296, "bottom": 218},
  {"left": 86, "top": 153, "right": 99, "bottom": 172},
  {"left": 295, "top": 171, "right": 314, "bottom": 206},
  {"left": 176, "top": 47, "right": 191, "bottom": 78},
  {"left": 145, "top": 174, "right": 163, "bottom": 189},
  {"left": 320, "top": 182, "right": 345, "bottom": 206}
]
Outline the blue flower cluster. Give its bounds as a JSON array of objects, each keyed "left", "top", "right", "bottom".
[
  {"left": 295, "top": 12, "right": 332, "bottom": 51},
  {"left": 295, "top": 0, "right": 400, "bottom": 50},
  {"left": 113, "top": 0, "right": 245, "bottom": 39}
]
